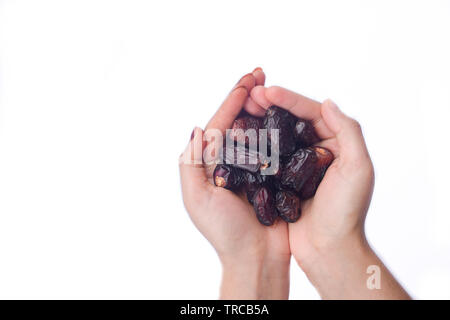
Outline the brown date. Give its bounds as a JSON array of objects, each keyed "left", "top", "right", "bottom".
[
  {"left": 211, "top": 103, "right": 333, "bottom": 226},
  {"left": 299, "top": 146, "right": 334, "bottom": 199},
  {"left": 281, "top": 148, "right": 318, "bottom": 192},
  {"left": 264, "top": 106, "right": 297, "bottom": 156},
  {"left": 242, "top": 171, "right": 274, "bottom": 204},
  {"left": 276, "top": 191, "right": 301, "bottom": 223},
  {"left": 294, "top": 119, "right": 319, "bottom": 147},
  {"left": 230, "top": 116, "right": 263, "bottom": 145},
  {"left": 213, "top": 164, "right": 244, "bottom": 190},
  {"left": 252, "top": 186, "right": 278, "bottom": 226},
  {"left": 222, "top": 143, "right": 264, "bottom": 173}
]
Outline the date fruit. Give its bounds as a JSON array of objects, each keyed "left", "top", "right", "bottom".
[
  {"left": 281, "top": 148, "right": 318, "bottom": 192},
  {"left": 294, "top": 119, "right": 319, "bottom": 147},
  {"left": 213, "top": 164, "right": 244, "bottom": 190},
  {"left": 252, "top": 186, "right": 278, "bottom": 226},
  {"left": 276, "top": 191, "right": 301, "bottom": 223},
  {"left": 299, "top": 146, "right": 334, "bottom": 199},
  {"left": 264, "top": 106, "right": 297, "bottom": 156},
  {"left": 222, "top": 143, "right": 263, "bottom": 173},
  {"left": 212, "top": 108, "right": 334, "bottom": 226},
  {"left": 230, "top": 116, "right": 263, "bottom": 145},
  {"left": 242, "top": 171, "right": 263, "bottom": 204}
]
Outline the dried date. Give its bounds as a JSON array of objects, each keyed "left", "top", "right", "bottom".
[
  {"left": 230, "top": 116, "right": 263, "bottom": 145},
  {"left": 276, "top": 191, "right": 301, "bottom": 223},
  {"left": 252, "top": 186, "right": 278, "bottom": 226},
  {"left": 222, "top": 143, "right": 263, "bottom": 173},
  {"left": 213, "top": 164, "right": 244, "bottom": 190},
  {"left": 294, "top": 119, "right": 319, "bottom": 147},
  {"left": 281, "top": 148, "right": 318, "bottom": 192},
  {"left": 299, "top": 147, "right": 334, "bottom": 199},
  {"left": 264, "top": 106, "right": 297, "bottom": 156}
]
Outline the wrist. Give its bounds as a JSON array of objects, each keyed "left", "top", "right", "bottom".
[
  {"left": 298, "top": 230, "right": 369, "bottom": 276},
  {"left": 219, "top": 254, "right": 290, "bottom": 300},
  {"left": 297, "top": 231, "right": 373, "bottom": 299},
  {"left": 296, "top": 231, "right": 410, "bottom": 299}
]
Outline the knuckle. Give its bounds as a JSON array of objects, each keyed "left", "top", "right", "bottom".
[{"left": 349, "top": 118, "right": 362, "bottom": 132}]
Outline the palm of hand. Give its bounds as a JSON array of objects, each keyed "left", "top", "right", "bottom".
[
  {"left": 198, "top": 165, "right": 290, "bottom": 260},
  {"left": 288, "top": 154, "right": 374, "bottom": 264}
]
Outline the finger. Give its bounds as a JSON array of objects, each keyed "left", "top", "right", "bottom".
[
  {"left": 253, "top": 67, "right": 265, "bottom": 86},
  {"left": 250, "top": 85, "right": 334, "bottom": 139},
  {"left": 244, "top": 97, "right": 266, "bottom": 117},
  {"left": 321, "top": 99, "right": 371, "bottom": 171},
  {"left": 179, "top": 128, "right": 211, "bottom": 204},
  {"left": 205, "top": 73, "right": 255, "bottom": 133},
  {"left": 243, "top": 68, "right": 267, "bottom": 117}
]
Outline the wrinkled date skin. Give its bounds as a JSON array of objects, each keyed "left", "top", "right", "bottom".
[
  {"left": 222, "top": 143, "right": 262, "bottom": 173},
  {"left": 299, "top": 146, "right": 334, "bottom": 199},
  {"left": 213, "top": 110, "right": 334, "bottom": 226},
  {"left": 213, "top": 164, "right": 244, "bottom": 190},
  {"left": 243, "top": 171, "right": 274, "bottom": 204},
  {"left": 252, "top": 186, "right": 278, "bottom": 226},
  {"left": 243, "top": 171, "right": 264, "bottom": 204},
  {"left": 230, "top": 116, "right": 264, "bottom": 145},
  {"left": 281, "top": 148, "right": 318, "bottom": 192},
  {"left": 276, "top": 191, "right": 301, "bottom": 223},
  {"left": 294, "top": 119, "right": 319, "bottom": 147},
  {"left": 264, "top": 106, "right": 297, "bottom": 156}
]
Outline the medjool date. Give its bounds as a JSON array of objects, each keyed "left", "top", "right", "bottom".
[
  {"left": 281, "top": 148, "right": 317, "bottom": 192},
  {"left": 213, "top": 164, "right": 244, "bottom": 190},
  {"left": 276, "top": 191, "right": 301, "bottom": 223},
  {"left": 243, "top": 171, "right": 263, "bottom": 204},
  {"left": 230, "top": 116, "right": 263, "bottom": 146},
  {"left": 212, "top": 105, "right": 334, "bottom": 226},
  {"left": 299, "top": 146, "right": 334, "bottom": 199},
  {"left": 264, "top": 106, "right": 296, "bottom": 156},
  {"left": 222, "top": 143, "right": 263, "bottom": 173},
  {"left": 294, "top": 119, "right": 319, "bottom": 147},
  {"left": 252, "top": 186, "right": 278, "bottom": 226},
  {"left": 242, "top": 171, "right": 274, "bottom": 203}
]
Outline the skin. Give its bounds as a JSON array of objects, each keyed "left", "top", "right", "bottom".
[
  {"left": 179, "top": 69, "right": 410, "bottom": 300},
  {"left": 179, "top": 69, "right": 290, "bottom": 299}
]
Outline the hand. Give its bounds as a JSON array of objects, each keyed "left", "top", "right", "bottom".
[
  {"left": 251, "top": 85, "right": 410, "bottom": 299},
  {"left": 179, "top": 69, "right": 290, "bottom": 299}
]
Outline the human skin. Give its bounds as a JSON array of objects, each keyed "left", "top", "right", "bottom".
[
  {"left": 250, "top": 85, "right": 411, "bottom": 299},
  {"left": 179, "top": 69, "right": 410, "bottom": 299},
  {"left": 179, "top": 69, "right": 290, "bottom": 299}
]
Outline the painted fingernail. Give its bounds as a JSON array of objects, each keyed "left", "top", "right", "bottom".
[
  {"left": 235, "top": 73, "right": 252, "bottom": 86},
  {"left": 231, "top": 85, "right": 248, "bottom": 93}
]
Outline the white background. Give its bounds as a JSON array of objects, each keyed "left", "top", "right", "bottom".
[{"left": 1, "top": 0, "right": 450, "bottom": 299}]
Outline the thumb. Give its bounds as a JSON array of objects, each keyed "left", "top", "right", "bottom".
[{"left": 321, "top": 99, "right": 371, "bottom": 171}]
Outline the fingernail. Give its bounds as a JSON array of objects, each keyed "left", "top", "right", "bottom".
[
  {"left": 233, "top": 84, "right": 248, "bottom": 92},
  {"left": 326, "top": 99, "right": 340, "bottom": 112},
  {"left": 190, "top": 128, "right": 196, "bottom": 141},
  {"left": 252, "top": 67, "right": 263, "bottom": 73},
  {"left": 236, "top": 72, "right": 252, "bottom": 84}
]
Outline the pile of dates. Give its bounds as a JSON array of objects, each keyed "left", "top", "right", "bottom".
[{"left": 213, "top": 106, "right": 334, "bottom": 226}]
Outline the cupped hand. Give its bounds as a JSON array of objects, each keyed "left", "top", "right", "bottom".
[
  {"left": 250, "top": 85, "right": 374, "bottom": 266},
  {"left": 179, "top": 70, "right": 290, "bottom": 299},
  {"left": 250, "top": 86, "right": 410, "bottom": 300}
]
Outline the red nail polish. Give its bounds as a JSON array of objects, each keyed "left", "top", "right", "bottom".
[
  {"left": 231, "top": 85, "right": 248, "bottom": 94},
  {"left": 235, "top": 73, "right": 252, "bottom": 85}
]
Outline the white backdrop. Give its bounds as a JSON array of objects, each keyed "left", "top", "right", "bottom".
[{"left": 1, "top": 0, "right": 450, "bottom": 299}]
